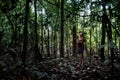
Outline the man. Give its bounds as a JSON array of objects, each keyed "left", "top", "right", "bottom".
[{"left": 77, "top": 33, "right": 84, "bottom": 61}]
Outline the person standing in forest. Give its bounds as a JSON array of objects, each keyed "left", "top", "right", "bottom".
[{"left": 77, "top": 33, "right": 84, "bottom": 62}]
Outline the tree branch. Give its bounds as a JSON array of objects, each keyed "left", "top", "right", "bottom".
[{"left": 44, "top": 0, "right": 90, "bottom": 17}]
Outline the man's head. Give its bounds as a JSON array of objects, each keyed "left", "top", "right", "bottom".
[{"left": 80, "top": 33, "right": 83, "bottom": 36}]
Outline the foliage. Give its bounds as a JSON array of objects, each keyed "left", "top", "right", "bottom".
[{"left": 0, "top": 0, "right": 120, "bottom": 79}]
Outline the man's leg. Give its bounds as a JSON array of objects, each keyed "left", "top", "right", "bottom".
[{"left": 80, "top": 53, "right": 84, "bottom": 66}]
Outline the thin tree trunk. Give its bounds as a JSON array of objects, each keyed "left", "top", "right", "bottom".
[
  {"left": 95, "top": 26, "right": 98, "bottom": 54},
  {"left": 72, "top": 24, "right": 77, "bottom": 57},
  {"left": 60, "top": 0, "right": 64, "bottom": 57},
  {"left": 53, "top": 33, "right": 56, "bottom": 58},
  {"left": 114, "top": 32, "right": 117, "bottom": 45},
  {"left": 34, "top": 0, "right": 41, "bottom": 61},
  {"left": 90, "top": 28, "right": 92, "bottom": 59},
  {"left": 101, "top": 2, "right": 106, "bottom": 61},
  {"left": 47, "top": 27, "right": 50, "bottom": 57},
  {"left": 51, "top": 29, "right": 53, "bottom": 57},
  {"left": 66, "top": 37, "right": 69, "bottom": 58},
  {"left": 53, "top": 25, "right": 57, "bottom": 58},
  {"left": 40, "top": 15, "right": 44, "bottom": 57},
  {"left": 119, "top": 39, "right": 120, "bottom": 50},
  {"left": 0, "top": 26, "right": 3, "bottom": 51},
  {"left": 22, "top": 0, "right": 29, "bottom": 68},
  {"left": 101, "top": 13, "right": 106, "bottom": 61},
  {"left": 66, "top": 20, "right": 69, "bottom": 58},
  {"left": 107, "top": 6, "right": 114, "bottom": 78}
]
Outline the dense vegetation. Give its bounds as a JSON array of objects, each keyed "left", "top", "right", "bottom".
[{"left": 0, "top": 0, "right": 120, "bottom": 80}]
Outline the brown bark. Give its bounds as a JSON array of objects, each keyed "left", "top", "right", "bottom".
[
  {"left": 72, "top": 25, "right": 77, "bottom": 56},
  {"left": 60, "top": 0, "right": 64, "bottom": 57},
  {"left": 22, "top": 0, "right": 29, "bottom": 67},
  {"left": 34, "top": 0, "right": 41, "bottom": 61}
]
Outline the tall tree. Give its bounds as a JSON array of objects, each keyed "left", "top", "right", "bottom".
[
  {"left": 107, "top": 5, "right": 114, "bottom": 79},
  {"left": 72, "top": 21, "right": 77, "bottom": 56},
  {"left": 89, "top": 27, "right": 92, "bottom": 57},
  {"left": 100, "top": 1, "right": 106, "bottom": 61},
  {"left": 22, "top": 0, "right": 29, "bottom": 68},
  {"left": 34, "top": 0, "right": 41, "bottom": 61},
  {"left": 40, "top": 12, "right": 44, "bottom": 57},
  {"left": 60, "top": 0, "right": 64, "bottom": 57},
  {"left": 47, "top": 24, "right": 50, "bottom": 57},
  {"left": 53, "top": 23, "right": 58, "bottom": 58}
]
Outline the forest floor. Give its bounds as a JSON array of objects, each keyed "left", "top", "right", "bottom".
[
  {"left": 0, "top": 53, "right": 120, "bottom": 80},
  {"left": 32, "top": 55, "right": 120, "bottom": 80}
]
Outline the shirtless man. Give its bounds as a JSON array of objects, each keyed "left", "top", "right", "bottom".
[{"left": 77, "top": 33, "right": 84, "bottom": 61}]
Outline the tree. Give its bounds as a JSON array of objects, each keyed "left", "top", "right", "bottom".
[
  {"left": 60, "top": 0, "right": 64, "bottom": 57},
  {"left": 34, "top": 0, "right": 41, "bottom": 61},
  {"left": 22, "top": 0, "right": 29, "bottom": 68}
]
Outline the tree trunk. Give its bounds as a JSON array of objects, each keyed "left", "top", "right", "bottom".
[
  {"left": 107, "top": 6, "right": 114, "bottom": 79},
  {"left": 114, "top": 32, "right": 117, "bottom": 45},
  {"left": 90, "top": 28, "right": 92, "bottom": 58},
  {"left": 72, "top": 25, "right": 77, "bottom": 57},
  {"left": 101, "top": 2, "right": 106, "bottom": 61},
  {"left": 34, "top": 0, "right": 41, "bottom": 61},
  {"left": 66, "top": 20, "right": 69, "bottom": 58},
  {"left": 40, "top": 15, "right": 44, "bottom": 57},
  {"left": 119, "top": 39, "right": 120, "bottom": 50},
  {"left": 53, "top": 26, "right": 57, "bottom": 58},
  {"left": 22, "top": 0, "right": 29, "bottom": 68},
  {"left": 60, "top": 0, "right": 64, "bottom": 57},
  {"left": 101, "top": 13, "right": 106, "bottom": 61},
  {"left": 47, "top": 27, "right": 50, "bottom": 57},
  {"left": 0, "top": 26, "right": 3, "bottom": 51}
]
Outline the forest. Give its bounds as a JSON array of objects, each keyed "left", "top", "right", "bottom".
[{"left": 0, "top": 0, "right": 120, "bottom": 80}]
